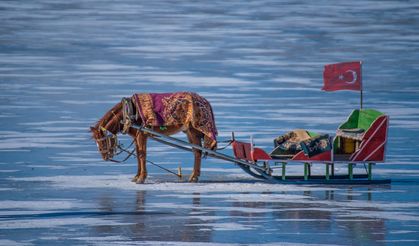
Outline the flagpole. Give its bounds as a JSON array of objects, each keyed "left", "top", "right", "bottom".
[
  {"left": 360, "top": 61, "right": 363, "bottom": 110},
  {"left": 360, "top": 89, "right": 363, "bottom": 109}
]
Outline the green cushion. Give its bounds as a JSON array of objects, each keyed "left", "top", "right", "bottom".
[
  {"left": 339, "top": 109, "right": 383, "bottom": 131},
  {"left": 307, "top": 131, "right": 319, "bottom": 137}
]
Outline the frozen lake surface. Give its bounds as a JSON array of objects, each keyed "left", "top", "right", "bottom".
[{"left": 1, "top": 0, "right": 419, "bottom": 245}]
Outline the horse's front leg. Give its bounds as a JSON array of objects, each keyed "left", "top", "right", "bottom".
[
  {"left": 133, "top": 133, "right": 148, "bottom": 184},
  {"left": 186, "top": 129, "right": 202, "bottom": 183}
]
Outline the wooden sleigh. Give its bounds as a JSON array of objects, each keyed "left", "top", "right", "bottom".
[{"left": 231, "top": 109, "right": 390, "bottom": 184}]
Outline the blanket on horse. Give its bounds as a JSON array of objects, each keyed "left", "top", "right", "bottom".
[{"left": 132, "top": 92, "right": 218, "bottom": 149}]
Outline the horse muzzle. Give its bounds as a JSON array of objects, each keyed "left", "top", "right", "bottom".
[{"left": 96, "top": 134, "right": 118, "bottom": 161}]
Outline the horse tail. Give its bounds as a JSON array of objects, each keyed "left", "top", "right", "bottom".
[{"left": 189, "top": 92, "right": 218, "bottom": 151}]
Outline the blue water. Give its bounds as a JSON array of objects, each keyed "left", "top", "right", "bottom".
[{"left": 1, "top": 1, "right": 419, "bottom": 245}]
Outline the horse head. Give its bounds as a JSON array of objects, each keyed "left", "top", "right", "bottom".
[
  {"left": 90, "top": 125, "right": 118, "bottom": 161},
  {"left": 90, "top": 102, "right": 124, "bottom": 161}
]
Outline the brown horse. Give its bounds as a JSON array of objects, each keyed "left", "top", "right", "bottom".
[{"left": 90, "top": 92, "right": 217, "bottom": 183}]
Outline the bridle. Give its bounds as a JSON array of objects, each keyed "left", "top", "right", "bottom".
[{"left": 96, "top": 126, "right": 119, "bottom": 160}]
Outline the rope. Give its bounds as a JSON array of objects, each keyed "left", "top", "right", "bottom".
[
  {"left": 109, "top": 141, "right": 181, "bottom": 178},
  {"left": 116, "top": 140, "right": 135, "bottom": 155},
  {"left": 146, "top": 159, "right": 181, "bottom": 178},
  {"left": 108, "top": 120, "right": 232, "bottom": 176},
  {"left": 215, "top": 140, "right": 233, "bottom": 151},
  {"left": 109, "top": 144, "right": 136, "bottom": 163}
]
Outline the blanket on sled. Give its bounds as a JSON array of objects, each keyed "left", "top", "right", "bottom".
[
  {"left": 271, "top": 129, "right": 331, "bottom": 158},
  {"left": 132, "top": 92, "right": 218, "bottom": 150}
]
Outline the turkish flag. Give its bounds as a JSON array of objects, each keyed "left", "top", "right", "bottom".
[{"left": 322, "top": 61, "right": 362, "bottom": 91}]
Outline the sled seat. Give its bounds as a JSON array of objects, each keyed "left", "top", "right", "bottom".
[
  {"left": 334, "top": 109, "right": 389, "bottom": 162},
  {"left": 232, "top": 141, "right": 272, "bottom": 162}
]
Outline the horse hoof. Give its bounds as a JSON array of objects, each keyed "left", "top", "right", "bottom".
[
  {"left": 131, "top": 176, "right": 139, "bottom": 182},
  {"left": 135, "top": 176, "right": 146, "bottom": 184},
  {"left": 188, "top": 176, "right": 199, "bottom": 183}
]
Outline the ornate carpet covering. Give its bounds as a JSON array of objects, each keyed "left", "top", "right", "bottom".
[{"left": 133, "top": 92, "right": 217, "bottom": 149}]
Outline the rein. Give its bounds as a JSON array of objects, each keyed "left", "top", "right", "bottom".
[
  {"left": 97, "top": 125, "right": 231, "bottom": 177},
  {"left": 100, "top": 120, "right": 182, "bottom": 178},
  {"left": 107, "top": 129, "right": 138, "bottom": 164},
  {"left": 108, "top": 141, "right": 136, "bottom": 164},
  {"left": 111, "top": 140, "right": 182, "bottom": 178}
]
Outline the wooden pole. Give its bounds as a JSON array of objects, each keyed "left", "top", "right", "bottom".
[
  {"left": 304, "top": 163, "right": 309, "bottom": 181},
  {"left": 326, "top": 163, "right": 330, "bottom": 181},
  {"left": 360, "top": 61, "right": 363, "bottom": 109},
  {"left": 282, "top": 162, "right": 286, "bottom": 181},
  {"left": 348, "top": 163, "right": 354, "bottom": 180},
  {"left": 360, "top": 89, "right": 363, "bottom": 109},
  {"left": 368, "top": 163, "right": 373, "bottom": 181}
]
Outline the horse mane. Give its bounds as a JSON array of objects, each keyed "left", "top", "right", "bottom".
[{"left": 92, "top": 102, "right": 123, "bottom": 135}]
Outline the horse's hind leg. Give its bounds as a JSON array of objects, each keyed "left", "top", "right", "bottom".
[{"left": 186, "top": 128, "right": 203, "bottom": 183}]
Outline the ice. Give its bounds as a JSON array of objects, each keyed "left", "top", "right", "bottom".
[
  {"left": 9, "top": 174, "right": 336, "bottom": 193},
  {"left": 0, "top": 240, "right": 31, "bottom": 246},
  {"left": 186, "top": 222, "right": 260, "bottom": 231},
  {"left": 1, "top": 0, "right": 419, "bottom": 244},
  {"left": 0, "top": 218, "right": 134, "bottom": 229},
  {"left": 0, "top": 200, "right": 91, "bottom": 210}
]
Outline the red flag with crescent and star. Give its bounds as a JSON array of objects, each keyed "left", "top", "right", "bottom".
[{"left": 322, "top": 61, "right": 362, "bottom": 91}]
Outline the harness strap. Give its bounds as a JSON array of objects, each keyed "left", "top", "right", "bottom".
[{"left": 121, "top": 97, "right": 137, "bottom": 134}]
